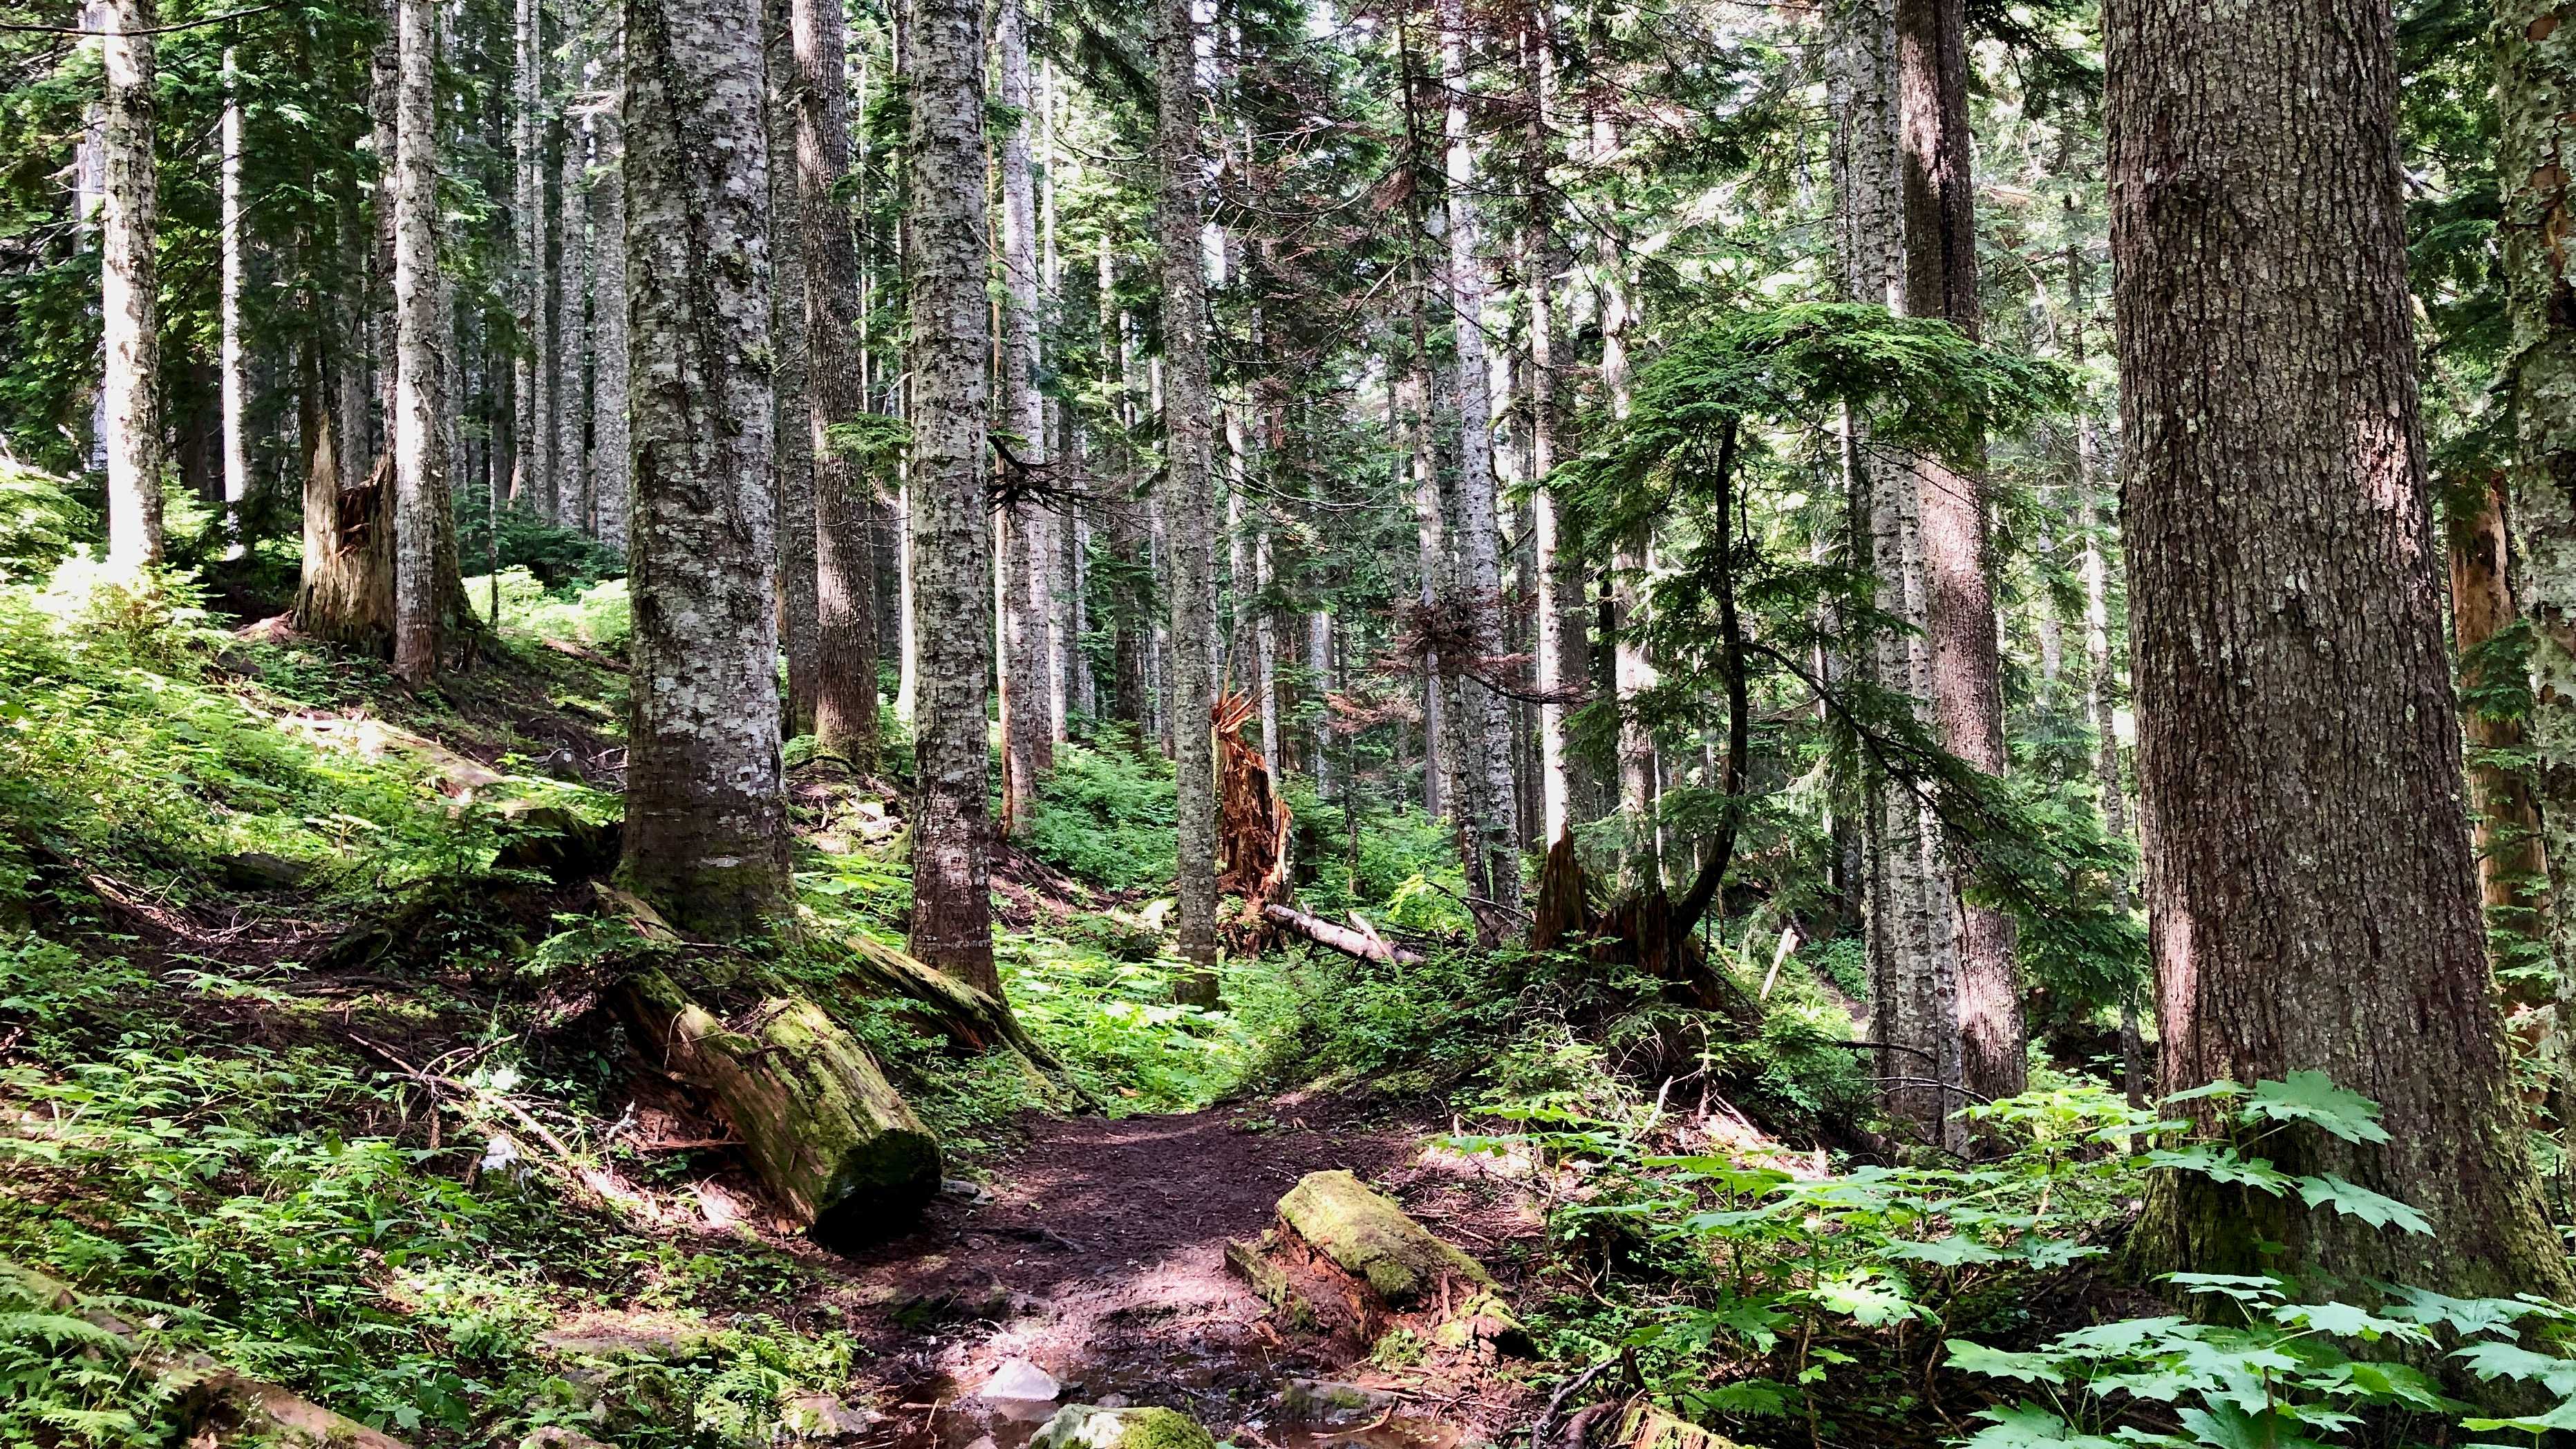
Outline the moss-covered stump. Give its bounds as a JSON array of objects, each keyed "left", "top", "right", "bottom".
[
  {"left": 1276, "top": 1170, "right": 1489, "bottom": 1307},
  {"left": 614, "top": 969, "right": 941, "bottom": 1251},
  {"left": 1031, "top": 1405, "right": 1218, "bottom": 1449}
]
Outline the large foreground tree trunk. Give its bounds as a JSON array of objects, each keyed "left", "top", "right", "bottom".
[
  {"left": 1159, "top": 0, "right": 1222, "bottom": 993},
  {"left": 100, "top": 0, "right": 162, "bottom": 575},
  {"left": 904, "top": 0, "right": 1002, "bottom": 995},
  {"left": 619, "top": 0, "right": 790, "bottom": 937},
  {"left": 391, "top": 0, "right": 451, "bottom": 682},
  {"left": 2110, "top": 0, "right": 2571, "bottom": 1300}
]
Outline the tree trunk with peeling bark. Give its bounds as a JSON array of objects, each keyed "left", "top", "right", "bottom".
[
  {"left": 904, "top": 0, "right": 1001, "bottom": 994},
  {"left": 2112, "top": 0, "right": 2571, "bottom": 1302},
  {"left": 100, "top": 0, "right": 161, "bottom": 575},
  {"left": 617, "top": 0, "right": 790, "bottom": 937}
]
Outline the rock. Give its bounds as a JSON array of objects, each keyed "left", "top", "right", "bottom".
[
  {"left": 540, "top": 746, "right": 585, "bottom": 780},
  {"left": 492, "top": 803, "right": 621, "bottom": 882},
  {"left": 976, "top": 1357, "right": 1063, "bottom": 1402},
  {"left": 1031, "top": 1405, "right": 1217, "bottom": 1449},
  {"left": 220, "top": 851, "right": 312, "bottom": 891},
  {"left": 780, "top": 1393, "right": 878, "bottom": 1439},
  {"left": 1275, "top": 1379, "right": 1393, "bottom": 1424},
  {"left": 941, "top": 1177, "right": 996, "bottom": 1206},
  {"left": 1275, "top": 1170, "right": 1490, "bottom": 1307},
  {"left": 518, "top": 1430, "right": 614, "bottom": 1449}
]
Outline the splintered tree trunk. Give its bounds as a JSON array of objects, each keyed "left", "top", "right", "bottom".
[
  {"left": 997, "top": 0, "right": 1046, "bottom": 840},
  {"left": 1160, "top": 0, "right": 1222, "bottom": 990},
  {"left": 391, "top": 0, "right": 449, "bottom": 681},
  {"left": 768, "top": 0, "right": 820, "bottom": 736},
  {"left": 1895, "top": 0, "right": 2023, "bottom": 1107},
  {"left": 619, "top": 0, "right": 790, "bottom": 937},
  {"left": 590, "top": 43, "right": 631, "bottom": 553},
  {"left": 1438, "top": 0, "right": 1522, "bottom": 923},
  {"left": 295, "top": 365, "right": 395, "bottom": 644},
  {"left": 905, "top": 0, "right": 1002, "bottom": 995},
  {"left": 2450, "top": 476, "right": 2553, "bottom": 1057},
  {"left": 794, "top": 0, "right": 880, "bottom": 766},
  {"left": 2111, "top": 0, "right": 2573, "bottom": 1300},
  {"left": 100, "top": 0, "right": 162, "bottom": 574},
  {"left": 2497, "top": 0, "right": 2576, "bottom": 1099}
]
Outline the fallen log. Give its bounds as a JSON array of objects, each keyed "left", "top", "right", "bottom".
[
  {"left": 612, "top": 967, "right": 941, "bottom": 1252},
  {"left": 1264, "top": 903, "right": 1422, "bottom": 964},
  {"left": 1276, "top": 1169, "right": 1489, "bottom": 1307},
  {"left": 1, "top": 1258, "right": 414, "bottom": 1448},
  {"left": 828, "top": 923, "right": 1092, "bottom": 1107}
]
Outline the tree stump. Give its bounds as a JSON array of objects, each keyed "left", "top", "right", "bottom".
[{"left": 1275, "top": 1169, "right": 1488, "bottom": 1307}]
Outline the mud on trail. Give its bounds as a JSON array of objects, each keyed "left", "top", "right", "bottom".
[{"left": 813, "top": 1098, "right": 1548, "bottom": 1449}]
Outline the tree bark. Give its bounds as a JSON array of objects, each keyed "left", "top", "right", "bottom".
[
  {"left": 793, "top": 0, "right": 881, "bottom": 767},
  {"left": 905, "top": 0, "right": 1002, "bottom": 994},
  {"left": 1895, "top": 0, "right": 2023, "bottom": 1107},
  {"left": 391, "top": 0, "right": 451, "bottom": 681},
  {"left": 2111, "top": 0, "right": 2573, "bottom": 1300},
  {"left": 619, "top": 0, "right": 791, "bottom": 937},
  {"left": 1523, "top": 8, "right": 1583, "bottom": 845},
  {"left": 554, "top": 99, "right": 592, "bottom": 532},
  {"left": 1438, "top": 0, "right": 1522, "bottom": 924},
  {"left": 590, "top": 35, "right": 631, "bottom": 553},
  {"left": 218, "top": 46, "right": 249, "bottom": 561},
  {"left": 767, "top": 0, "right": 820, "bottom": 736},
  {"left": 997, "top": 0, "right": 1047, "bottom": 839},
  {"left": 2495, "top": 0, "right": 2576, "bottom": 1103},
  {"left": 100, "top": 0, "right": 162, "bottom": 575},
  {"left": 1160, "top": 0, "right": 1222, "bottom": 989},
  {"left": 514, "top": 0, "right": 550, "bottom": 516}
]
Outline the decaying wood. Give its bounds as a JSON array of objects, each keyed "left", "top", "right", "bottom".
[
  {"left": 1, "top": 1258, "right": 415, "bottom": 1448},
  {"left": 1527, "top": 834, "right": 1762, "bottom": 1030},
  {"left": 1263, "top": 903, "right": 1422, "bottom": 964},
  {"left": 612, "top": 965, "right": 942, "bottom": 1251},
  {"left": 1216, "top": 690, "right": 1291, "bottom": 946},
  {"left": 1275, "top": 1169, "right": 1489, "bottom": 1307}
]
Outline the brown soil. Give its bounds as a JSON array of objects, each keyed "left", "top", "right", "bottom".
[{"left": 816, "top": 1097, "right": 1549, "bottom": 1449}]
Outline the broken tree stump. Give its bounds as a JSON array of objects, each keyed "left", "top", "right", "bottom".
[
  {"left": 613, "top": 967, "right": 941, "bottom": 1251},
  {"left": 1276, "top": 1169, "right": 1489, "bottom": 1307}
]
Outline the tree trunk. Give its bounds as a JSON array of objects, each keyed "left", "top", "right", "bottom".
[
  {"left": 1523, "top": 7, "right": 1583, "bottom": 845},
  {"left": 997, "top": 0, "right": 1047, "bottom": 839},
  {"left": 794, "top": 0, "right": 881, "bottom": 767},
  {"left": 391, "top": 0, "right": 451, "bottom": 682},
  {"left": 1895, "top": 0, "right": 2024, "bottom": 1107},
  {"left": 100, "top": 0, "right": 162, "bottom": 575},
  {"left": 218, "top": 46, "right": 249, "bottom": 561},
  {"left": 590, "top": 39, "right": 631, "bottom": 553},
  {"left": 905, "top": 0, "right": 1002, "bottom": 994},
  {"left": 1159, "top": 0, "right": 1222, "bottom": 991},
  {"left": 2496, "top": 0, "right": 2576, "bottom": 1105},
  {"left": 767, "top": 0, "right": 820, "bottom": 737},
  {"left": 554, "top": 102, "right": 592, "bottom": 532},
  {"left": 2111, "top": 0, "right": 2573, "bottom": 1301},
  {"left": 515, "top": 0, "right": 550, "bottom": 516},
  {"left": 1438, "top": 0, "right": 1521, "bottom": 924},
  {"left": 619, "top": 0, "right": 791, "bottom": 937}
]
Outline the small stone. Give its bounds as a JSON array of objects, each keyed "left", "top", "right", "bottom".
[
  {"left": 1032, "top": 1405, "right": 1218, "bottom": 1449},
  {"left": 780, "top": 1393, "right": 878, "bottom": 1439},
  {"left": 519, "top": 1429, "right": 613, "bottom": 1449},
  {"left": 941, "top": 1177, "right": 996, "bottom": 1206},
  {"left": 977, "top": 1357, "right": 1063, "bottom": 1402},
  {"left": 541, "top": 746, "right": 585, "bottom": 780},
  {"left": 1276, "top": 1379, "right": 1393, "bottom": 1425}
]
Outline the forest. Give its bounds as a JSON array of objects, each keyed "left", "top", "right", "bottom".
[{"left": 2, "top": 0, "right": 2573, "bottom": 1443}]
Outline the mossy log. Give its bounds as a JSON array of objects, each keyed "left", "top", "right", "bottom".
[
  {"left": 1032, "top": 1405, "right": 1219, "bottom": 1449},
  {"left": 1276, "top": 1169, "right": 1489, "bottom": 1307},
  {"left": 829, "top": 924, "right": 1092, "bottom": 1107},
  {"left": 1, "top": 1258, "right": 414, "bottom": 1448},
  {"left": 613, "top": 967, "right": 941, "bottom": 1251}
]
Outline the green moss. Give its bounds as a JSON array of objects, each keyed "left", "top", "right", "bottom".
[{"left": 1033, "top": 1405, "right": 1219, "bottom": 1449}]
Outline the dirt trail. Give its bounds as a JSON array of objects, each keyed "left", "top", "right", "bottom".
[{"left": 826, "top": 1099, "right": 1545, "bottom": 1449}]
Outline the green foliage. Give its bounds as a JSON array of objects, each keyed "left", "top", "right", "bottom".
[
  {"left": 0, "top": 458, "right": 94, "bottom": 583},
  {"left": 467, "top": 567, "right": 634, "bottom": 651},
  {"left": 1026, "top": 742, "right": 1178, "bottom": 894},
  {"left": 457, "top": 492, "right": 628, "bottom": 591}
]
